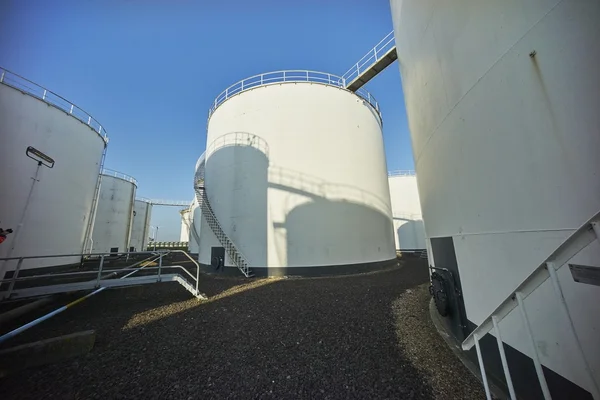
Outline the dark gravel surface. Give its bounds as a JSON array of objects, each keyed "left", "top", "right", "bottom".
[{"left": 0, "top": 257, "right": 484, "bottom": 399}]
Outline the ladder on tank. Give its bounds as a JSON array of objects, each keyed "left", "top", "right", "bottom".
[
  {"left": 461, "top": 210, "right": 600, "bottom": 400},
  {"left": 193, "top": 185, "right": 253, "bottom": 277}
]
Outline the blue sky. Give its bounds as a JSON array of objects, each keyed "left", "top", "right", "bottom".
[{"left": 0, "top": 0, "right": 413, "bottom": 241}]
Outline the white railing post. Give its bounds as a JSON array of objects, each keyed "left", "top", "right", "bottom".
[
  {"left": 0, "top": 70, "right": 5, "bottom": 83},
  {"left": 157, "top": 253, "right": 163, "bottom": 282},
  {"left": 474, "top": 333, "right": 492, "bottom": 400},
  {"left": 96, "top": 255, "right": 105, "bottom": 288},
  {"left": 42, "top": 89, "right": 47, "bottom": 100},
  {"left": 87, "top": 116, "right": 91, "bottom": 125},
  {"left": 70, "top": 104, "right": 74, "bottom": 114},
  {"left": 492, "top": 316, "right": 517, "bottom": 400},
  {"left": 515, "top": 291, "right": 552, "bottom": 399},
  {"left": 7, "top": 258, "right": 24, "bottom": 298},
  {"left": 547, "top": 262, "right": 600, "bottom": 399},
  {"left": 283, "top": 71, "right": 286, "bottom": 81}
]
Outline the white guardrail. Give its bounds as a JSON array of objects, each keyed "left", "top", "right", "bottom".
[
  {"left": 101, "top": 168, "right": 137, "bottom": 185},
  {"left": 208, "top": 70, "right": 381, "bottom": 118},
  {"left": 0, "top": 67, "right": 108, "bottom": 142},
  {"left": 341, "top": 31, "right": 395, "bottom": 86}
]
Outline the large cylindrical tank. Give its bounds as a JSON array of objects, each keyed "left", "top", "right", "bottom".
[
  {"left": 388, "top": 171, "right": 425, "bottom": 251},
  {"left": 130, "top": 199, "right": 152, "bottom": 251},
  {"left": 91, "top": 169, "right": 137, "bottom": 253},
  {"left": 0, "top": 68, "right": 107, "bottom": 277},
  {"left": 391, "top": 0, "right": 600, "bottom": 397},
  {"left": 188, "top": 199, "right": 201, "bottom": 254},
  {"left": 198, "top": 71, "right": 395, "bottom": 276},
  {"left": 179, "top": 207, "right": 191, "bottom": 242}
]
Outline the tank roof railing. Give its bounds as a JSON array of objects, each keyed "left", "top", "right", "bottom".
[
  {"left": 101, "top": 168, "right": 137, "bottom": 185},
  {"left": 341, "top": 31, "right": 395, "bottom": 86},
  {"left": 388, "top": 170, "right": 416, "bottom": 177},
  {"left": 209, "top": 70, "right": 381, "bottom": 119},
  {"left": 0, "top": 67, "right": 108, "bottom": 143}
]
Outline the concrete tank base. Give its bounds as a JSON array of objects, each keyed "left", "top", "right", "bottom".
[{"left": 198, "top": 258, "right": 398, "bottom": 278}]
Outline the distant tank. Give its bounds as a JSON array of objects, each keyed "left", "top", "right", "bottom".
[
  {"left": 391, "top": 0, "right": 600, "bottom": 398},
  {"left": 194, "top": 70, "right": 395, "bottom": 276},
  {"left": 0, "top": 68, "right": 107, "bottom": 278},
  {"left": 91, "top": 169, "right": 137, "bottom": 253},
  {"left": 130, "top": 199, "right": 152, "bottom": 252},
  {"left": 179, "top": 208, "right": 190, "bottom": 243},
  {"left": 387, "top": 171, "right": 425, "bottom": 252}
]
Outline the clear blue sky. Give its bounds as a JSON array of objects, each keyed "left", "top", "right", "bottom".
[{"left": 0, "top": 0, "right": 413, "bottom": 241}]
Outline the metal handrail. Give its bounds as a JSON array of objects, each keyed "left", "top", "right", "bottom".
[
  {"left": 341, "top": 31, "right": 395, "bottom": 86},
  {"left": 101, "top": 168, "right": 137, "bottom": 185},
  {"left": 0, "top": 250, "right": 203, "bottom": 300},
  {"left": 208, "top": 70, "right": 381, "bottom": 118},
  {"left": 205, "top": 132, "right": 270, "bottom": 160},
  {"left": 0, "top": 67, "right": 108, "bottom": 142},
  {"left": 388, "top": 170, "right": 416, "bottom": 177},
  {"left": 461, "top": 210, "right": 600, "bottom": 400}
]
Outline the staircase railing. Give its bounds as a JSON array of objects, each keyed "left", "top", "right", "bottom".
[
  {"left": 192, "top": 133, "right": 270, "bottom": 278},
  {"left": 194, "top": 186, "right": 253, "bottom": 277},
  {"left": 461, "top": 210, "right": 600, "bottom": 400}
]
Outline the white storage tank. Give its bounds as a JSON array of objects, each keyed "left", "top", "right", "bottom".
[
  {"left": 387, "top": 171, "right": 425, "bottom": 252},
  {"left": 197, "top": 71, "right": 395, "bottom": 276},
  {"left": 91, "top": 169, "right": 137, "bottom": 253},
  {"left": 188, "top": 199, "right": 201, "bottom": 254},
  {"left": 0, "top": 68, "right": 107, "bottom": 278},
  {"left": 391, "top": 0, "right": 600, "bottom": 398},
  {"left": 130, "top": 198, "right": 152, "bottom": 252},
  {"left": 179, "top": 208, "right": 191, "bottom": 243}
]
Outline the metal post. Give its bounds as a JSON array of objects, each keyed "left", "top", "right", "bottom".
[
  {"left": 515, "top": 291, "right": 552, "bottom": 399},
  {"left": 195, "top": 255, "right": 200, "bottom": 293},
  {"left": 87, "top": 116, "right": 91, "bottom": 125},
  {"left": 261, "top": 74, "right": 264, "bottom": 85},
  {"left": 356, "top": 62, "right": 360, "bottom": 75},
  {"left": 96, "top": 255, "right": 105, "bottom": 287},
  {"left": 0, "top": 162, "right": 43, "bottom": 279},
  {"left": 547, "top": 262, "right": 600, "bottom": 399},
  {"left": 70, "top": 104, "right": 74, "bottom": 114},
  {"left": 473, "top": 333, "right": 492, "bottom": 400},
  {"left": 592, "top": 221, "right": 600, "bottom": 240},
  {"left": 42, "top": 89, "right": 47, "bottom": 100},
  {"left": 6, "top": 258, "right": 24, "bottom": 299},
  {"left": 0, "top": 70, "right": 4, "bottom": 83},
  {"left": 157, "top": 253, "right": 163, "bottom": 282},
  {"left": 98, "top": 125, "right": 102, "bottom": 134},
  {"left": 492, "top": 316, "right": 517, "bottom": 400}
]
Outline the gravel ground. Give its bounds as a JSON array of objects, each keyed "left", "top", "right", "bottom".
[
  {"left": 0, "top": 258, "right": 484, "bottom": 399},
  {"left": 392, "top": 284, "right": 484, "bottom": 399}
]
